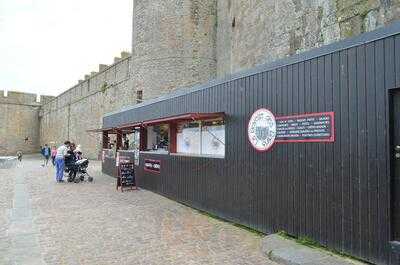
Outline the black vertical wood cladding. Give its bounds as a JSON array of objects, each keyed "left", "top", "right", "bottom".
[
  {"left": 103, "top": 31, "right": 400, "bottom": 264},
  {"left": 385, "top": 38, "right": 398, "bottom": 264},
  {"left": 317, "top": 56, "right": 326, "bottom": 245},
  {"left": 102, "top": 157, "right": 117, "bottom": 177}
]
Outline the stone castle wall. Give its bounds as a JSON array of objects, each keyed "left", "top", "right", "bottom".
[
  {"left": 132, "top": 0, "right": 218, "bottom": 101},
  {"left": 217, "top": 0, "right": 400, "bottom": 77},
  {"left": 4, "top": 0, "right": 400, "bottom": 160},
  {"left": 0, "top": 91, "right": 54, "bottom": 155},
  {"left": 39, "top": 53, "right": 133, "bottom": 159}
]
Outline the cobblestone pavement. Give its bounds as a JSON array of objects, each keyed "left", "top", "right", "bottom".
[{"left": 0, "top": 155, "right": 277, "bottom": 265}]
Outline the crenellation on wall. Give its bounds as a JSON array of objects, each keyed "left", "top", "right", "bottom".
[
  {"left": 0, "top": 91, "right": 40, "bottom": 105},
  {"left": 40, "top": 95, "right": 56, "bottom": 105},
  {"left": 0, "top": 90, "right": 53, "bottom": 155},
  {"left": 121, "top": 51, "right": 130, "bottom": 59},
  {"left": 82, "top": 80, "right": 89, "bottom": 94},
  {"left": 99, "top": 64, "right": 108, "bottom": 72},
  {"left": 39, "top": 54, "right": 133, "bottom": 159},
  {"left": 40, "top": 54, "right": 131, "bottom": 113},
  {"left": 104, "top": 68, "right": 114, "bottom": 87},
  {"left": 88, "top": 75, "right": 97, "bottom": 93},
  {"left": 115, "top": 58, "right": 129, "bottom": 81},
  {"left": 78, "top": 83, "right": 83, "bottom": 97},
  {"left": 114, "top": 57, "right": 122, "bottom": 63},
  {"left": 69, "top": 85, "right": 78, "bottom": 103}
]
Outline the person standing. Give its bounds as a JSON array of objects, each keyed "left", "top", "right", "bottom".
[
  {"left": 51, "top": 146, "right": 57, "bottom": 166},
  {"left": 123, "top": 135, "right": 129, "bottom": 150},
  {"left": 112, "top": 140, "right": 117, "bottom": 155},
  {"left": 41, "top": 144, "right": 51, "bottom": 166},
  {"left": 16, "top": 151, "right": 22, "bottom": 162},
  {"left": 65, "top": 143, "right": 78, "bottom": 181},
  {"left": 55, "top": 141, "right": 70, "bottom": 182}
]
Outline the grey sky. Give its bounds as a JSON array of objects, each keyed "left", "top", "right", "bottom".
[{"left": 0, "top": 0, "right": 132, "bottom": 96}]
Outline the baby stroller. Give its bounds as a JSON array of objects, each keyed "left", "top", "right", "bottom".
[{"left": 66, "top": 158, "right": 93, "bottom": 183}]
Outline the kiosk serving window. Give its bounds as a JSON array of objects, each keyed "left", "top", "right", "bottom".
[
  {"left": 146, "top": 124, "right": 169, "bottom": 153},
  {"left": 122, "top": 129, "right": 141, "bottom": 165},
  {"left": 201, "top": 120, "right": 225, "bottom": 156},
  {"left": 107, "top": 113, "right": 226, "bottom": 159},
  {"left": 175, "top": 119, "right": 225, "bottom": 157},
  {"left": 123, "top": 130, "right": 140, "bottom": 151},
  {"left": 177, "top": 122, "right": 201, "bottom": 154}
]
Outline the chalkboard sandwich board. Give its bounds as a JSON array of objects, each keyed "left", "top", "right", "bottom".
[{"left": 117, "top": 162, "right": 137, "bottom": 192}]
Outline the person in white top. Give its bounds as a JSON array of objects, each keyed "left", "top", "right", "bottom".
[{"left": 55, "top": 141, "right": 71, "bottom": 182}]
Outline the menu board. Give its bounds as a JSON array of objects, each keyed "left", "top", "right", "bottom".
[
  {"left": 275, "top": 112, "right": 334, "bottom": 142},
  {"left": 117, "top": 162, "right": 136, "bottom": 192},
  {"left": 119, "top": 155, "right": 131, "bottom": 164}
]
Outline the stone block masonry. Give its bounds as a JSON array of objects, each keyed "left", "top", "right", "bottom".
[
  {"left": 132, "top": 0, "right": 218, "bottom": 101},
  {"left": 0, "top": 91, "right": 54, "bottom": 156},
  {"left": 216, "top": 0, "right": 400, "bottom": 77}
]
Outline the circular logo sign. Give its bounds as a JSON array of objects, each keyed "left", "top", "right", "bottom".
[{"left": 248, "top": 108, "right": 276, "bottom": 152}]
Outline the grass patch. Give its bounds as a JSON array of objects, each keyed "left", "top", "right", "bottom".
[
  {"left": 233, "top": 223, "right": 265, "bottom": 236},
  {"left": 277, "top": 230, "right": 370, "bottom": 264},
  {"left": 278, "top": 231, "right": 319, "bottom": 249},
  {"left": 195, "top": 208, "right": 226, "bottom": 222},
  {"left": 193, "top": 208, "right": 265, "bottom": 237},
  {"left": 100, "top": 82, "right": 108, "bottom": 93}
]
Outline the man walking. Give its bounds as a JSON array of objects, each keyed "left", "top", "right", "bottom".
[{"left": 55, "top": 141, "right": 70, "bottom": 182}]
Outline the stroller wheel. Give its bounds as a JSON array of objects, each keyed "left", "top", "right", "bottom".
[
  {"left": 74, "top": 178, "right": 80, "bottom": 183},
  {"left": 67, "top": 177, "right": 73, "bottom": 182},
  {"left": 80, "top": 175, "right": 84, "bottom": 181},
  {"left": 88, "top": 177, "right": 93, "bottom": 182}
]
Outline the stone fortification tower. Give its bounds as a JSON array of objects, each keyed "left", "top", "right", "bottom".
[{"left": 132, "top": 0, "right": 217, "bottom": 101}]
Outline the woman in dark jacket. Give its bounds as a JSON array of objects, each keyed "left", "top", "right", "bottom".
[{"left": 65, "top": 143, "right": 78, "bottom": 181}]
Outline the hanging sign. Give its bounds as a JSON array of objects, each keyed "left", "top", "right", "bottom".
[
  {"left": 275, "top": 112, "right": 335, "bottom": 142},
  {"left": 248, "top": 108, "right": 277, "bottom": 152},
  {"left": 248, "top": 109, "right": 334, "bottom": 152},
  {"left": 144, "top": 159, "right": 161, "bottom": 173}
]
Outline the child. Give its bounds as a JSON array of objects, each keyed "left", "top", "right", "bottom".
[
  {"left": 74, "top": 145, "right": 83, "bottom": 160},
  {"left": 51, "top": 146, "right": 57, "bottom": 166},
  {"left": 41, "top": 144, "right": 51, "bottom": 166}
]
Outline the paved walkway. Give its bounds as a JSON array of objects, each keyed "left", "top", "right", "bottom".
[{"left": 0, "top": 156, "right": 276, "bottom": 265}]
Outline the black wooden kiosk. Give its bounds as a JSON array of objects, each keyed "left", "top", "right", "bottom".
[{"left": 100, "top": 22, "right": 400, "bottom": 265}]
